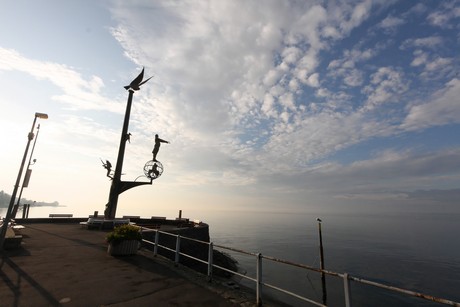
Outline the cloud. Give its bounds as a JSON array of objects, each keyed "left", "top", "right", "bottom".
[
  {"left": 401, "top": 36, "right": 444, "bottom": 49},
  {"left": 405, "top": 188, "right": 460, "bottom": 204},
  {"left": 7, "top": 0, "right": 453, "bottom": 206},
  {"left": 249, "top": 146, "right": 460, "bottom": 208},
  {"left": 419, "top": 57, "right": 454, "bottom": 81},
  {"left": 402, "top": 78, "right": 460, "bottom": 131},
  {"left": 0, "top": 48, "right": 121, "bottom": 112},
  {"left": 362, "top": 67, "right": 408, "bottom": 110},
  {"left": 427, "top": 1, "right": 460, "bottom": 29},
  {"left": 107, "top": 1, "right": 391, "bottom": 172},
  {"left": 378, "top": 15, "right": 405, "bottom": 33},
  {"left": 327, "top": 47, "right": 377, "bottom": 87}
]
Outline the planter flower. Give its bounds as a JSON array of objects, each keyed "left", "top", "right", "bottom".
[{"left": 107, "top": 224, "right": 142, "bottom": 256}]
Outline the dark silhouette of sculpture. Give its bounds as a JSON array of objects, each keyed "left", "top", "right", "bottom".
[
  {"left": 102, "top": 160, "right": 112, "bottom": 178},
  {"left": 125, "top": 132, "right": 132, "bottom": 143},
  {"left": 143, "top": 160, "right": 164, "bottom": 179},
  {"left": 105, "top": 67, "right": 156, "bottom": 219},
  {"left": 152, "top": 134, "right": 169, "bottom": 161},
  {"left": 151, "top": 163, "right": 160, "bottom": 177},
  {"left": 124, "top": 67, "right": 152, "bottom": 91}
]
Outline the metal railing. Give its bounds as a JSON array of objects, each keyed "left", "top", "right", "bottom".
[{"left": 140, "top": 227, "right": 460, "bottom": 307}]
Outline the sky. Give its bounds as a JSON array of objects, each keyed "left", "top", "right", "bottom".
[{"left": 0, "top": 0, "right": 459, "bottom": 218}]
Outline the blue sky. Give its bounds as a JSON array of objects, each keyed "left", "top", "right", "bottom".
[{"left": 0, "top": 0, "right": 459, "bottom": 217}]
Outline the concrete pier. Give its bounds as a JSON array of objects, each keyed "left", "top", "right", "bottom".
[{"left": 0, "top": 223, "right": 244, "bottom": 306}]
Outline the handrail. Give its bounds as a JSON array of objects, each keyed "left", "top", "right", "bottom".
[{"left": 139, "top": 227, "right": 460, "bottom": 307}]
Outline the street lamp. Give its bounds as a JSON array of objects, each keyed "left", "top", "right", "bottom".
[
  {"left": 0, "top": 112, "right": 48, "bottom": 251},
  {"left": 13, "top": 123, "right": 42, "bottom": 217}
]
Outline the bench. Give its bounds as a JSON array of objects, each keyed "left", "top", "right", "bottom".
[
  {"left": 88, "top": 214, "right": 105, "bottom": 218},
  {"left": 80, "top": 218, "right": 131, "bottom": 230},
  {"left": 49, "top": 214, "right": 73, "bottom": 218},
  {"left": 4, "top": 227, "right": 23, "bottom": 250}
]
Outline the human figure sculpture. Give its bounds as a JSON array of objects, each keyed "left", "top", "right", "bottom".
[
  {"left": 125, "top": 132, "right": 132, "bottom": 143},
  {"left": 149, "top": 163, "right": 160, "bottom": 178},
  {"left": 152, "top": 134, "right": 169, "bottom": 161},
  {"left": 102, "top": 160, "right": 112, "bottom": 178}
]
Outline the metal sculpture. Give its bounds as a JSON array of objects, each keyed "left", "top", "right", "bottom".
[
  {"left": 104, "top": 68, "right": 164, "bottom": 219},
  {"left": 143, "top": 160, "right": 164, "bottom": 179},
  {"left": 152, "top": 134, "right": 169, "bottom": 161}
]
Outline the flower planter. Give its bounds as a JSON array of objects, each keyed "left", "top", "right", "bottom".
[{"left": 107, "top": 240, "right": 139, "bottom": 256}]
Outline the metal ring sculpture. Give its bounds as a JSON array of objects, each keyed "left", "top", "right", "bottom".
[{"left": 143, "top": 160, "right": 164, "bottom": 180}]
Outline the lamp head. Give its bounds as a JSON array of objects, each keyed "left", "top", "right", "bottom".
[{"left": 35, "top": 112, "right": 48, "bottom": 119}]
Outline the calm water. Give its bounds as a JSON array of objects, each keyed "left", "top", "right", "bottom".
[
  {"left": 2, "top": 206, "right": 460, "bottom": 306},
  {"left": 197, "top": 209, "right": 460, "bottom": 306}
]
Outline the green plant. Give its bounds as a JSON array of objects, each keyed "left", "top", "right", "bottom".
[{"left": 106, "top": 224, "right": 142, "bottom": 245}]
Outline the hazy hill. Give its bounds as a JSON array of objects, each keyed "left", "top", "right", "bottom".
[{"left": 0, "top": 190, "right": 59, "bottom": 208}]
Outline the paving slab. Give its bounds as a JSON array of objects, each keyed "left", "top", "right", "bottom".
[{"left": 0, "top": 223, "right": 244, "bottom": 307}]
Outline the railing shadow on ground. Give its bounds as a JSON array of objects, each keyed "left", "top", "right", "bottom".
[
  {"left": 140, "top": 227, "right": 460, "bottom": 307},
  {"left": 0, "top": 257, "right": 60, "bottom": 307}
]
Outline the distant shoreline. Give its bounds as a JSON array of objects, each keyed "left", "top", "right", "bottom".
[{"left": 0, "top": 204, "right": 61, "bottom": 208}]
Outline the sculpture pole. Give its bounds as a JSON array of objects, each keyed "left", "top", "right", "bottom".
[
  {"left": 105, "top": 68, "right": 153, "bottom": 219},
  {"left": 105, "top": 90, "right": 134, "bottom": 219}
]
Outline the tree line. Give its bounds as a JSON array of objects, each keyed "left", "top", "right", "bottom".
[{"left": 0, "top": 190, "right": 59, "bottom": 208}]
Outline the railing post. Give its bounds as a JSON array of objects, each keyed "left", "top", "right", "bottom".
[
  {"left": 175, "top": 235, "right": 181, "bottom": 266},
  {"left": 343, "top": 273, "right": 352, "bottom": 307},
  {"left": 153, "top": 230, "right": 159, "bottom": 256},
  {"left": 317, "top": 218, "right": 327, "bottom": 305},
  {"left": 256, "top": 253, "right": 262, "bottom": 306},
  {"left": 207, "top": 242, "right": 213, "bottom": 281}
]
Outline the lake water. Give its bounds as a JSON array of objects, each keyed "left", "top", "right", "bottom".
[
  {"left": 200, "top": 209, "right": 460, "bottom": 307},
  {"left": 2, "top": 206, "right": 459, "bottom": 306}
]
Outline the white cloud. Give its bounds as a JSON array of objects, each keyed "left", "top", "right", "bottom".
[
  {"left": 402, "top": 78, "right": 460, "bottom": 131},
  {"left": 427, "top": 1, "right": 460, "bottom": 29},
  {"left": 378, "top": 15, "right": 405, "bottom": 32},
  {"left": 1, "top": 0, "right": 460, "bottom": 214},
  {"left": 402, "top": 36, "right": 444, "bottom": 49},
  {"left": 411, "top": 50, "right": 428, "bottom": 67},
  {"left": 425, "top": 57, "right": 453, "bottom": 72},
  {"left": 363, "top": 67, "right": 408, "bottom": 110},
  {"left": 327, "top": 47, "right": 377, "bottom": 87},
  {"left": 363, "top": 67, "right": 408, "bottom": 109},
  {"left": 306, "top": 73, "right": 320, "bottom": 87},
  {"left": 108, "top": 0, "right": 386, "bottom": 171},
  {"left": 0, "top": 48, "right": 121, "bottom": 112}
]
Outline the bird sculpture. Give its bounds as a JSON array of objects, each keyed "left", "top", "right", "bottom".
[{"left": 124, "top": 67, "right": 152, "bottom": 91}]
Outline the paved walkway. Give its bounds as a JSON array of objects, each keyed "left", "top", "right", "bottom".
[{"left": 0, "top": 223, "right": 244, "bottom": 307}]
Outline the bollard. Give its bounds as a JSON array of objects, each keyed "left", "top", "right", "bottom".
[{"left": 22, "top": 204, "right": 28, "bottom": 219}]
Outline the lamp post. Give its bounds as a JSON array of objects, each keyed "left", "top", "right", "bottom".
[
  {"left": 13, "top": 123, "right": 41, "bottom": 218},
  {"left": 0, "top": 112, "right": 48, "bottom": 251}
]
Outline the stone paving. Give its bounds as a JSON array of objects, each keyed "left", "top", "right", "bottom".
[{"left": 0, "top": 223, "right": 249, "bottom": 307}]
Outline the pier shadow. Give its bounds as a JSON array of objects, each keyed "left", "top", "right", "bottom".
[{"left": 0, "top": 256, "right": 60, "bottom": 307}]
